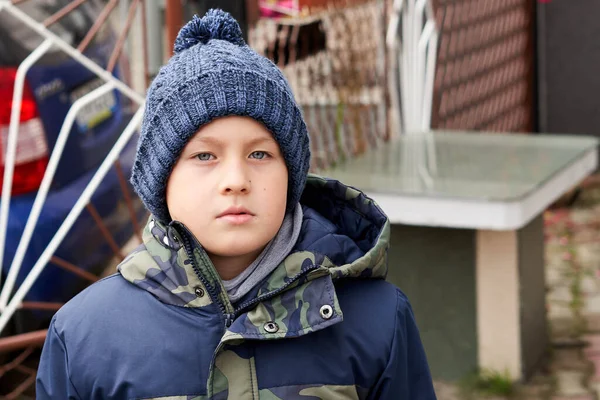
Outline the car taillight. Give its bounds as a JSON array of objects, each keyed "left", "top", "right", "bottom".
[{"left": 0, "top": 67, "right": 49, "bottom": 195}]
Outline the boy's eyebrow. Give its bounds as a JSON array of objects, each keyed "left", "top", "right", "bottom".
[
  {"left": 245, "top": 136, "right": 277, "bottom": 146},
  {"left": 190, "top": 135, "right": 277, "bottom": 147},
  {"left": 190, "top": 135, "right": 222, "bottom": 146}
]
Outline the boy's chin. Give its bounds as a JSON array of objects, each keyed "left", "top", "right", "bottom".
[
  {"left": 202, "top": 237, "right": 272, "bottom": 259},
  {"left": 211, "top": 247, "right": 262, "bottom": 258}
]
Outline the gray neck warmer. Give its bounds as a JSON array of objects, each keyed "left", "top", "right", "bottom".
[{"left": 222, "top": 203, "right": 303, "bottom": 303}]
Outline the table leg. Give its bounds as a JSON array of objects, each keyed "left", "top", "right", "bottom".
[
  {"left": 476, "top": 215, "right": 547, "bottom": 381},
  {"left": 386, "top": 215, "right": 547, "bottom": 381}
]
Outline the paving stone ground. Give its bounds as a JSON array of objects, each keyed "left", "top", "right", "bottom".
[{"left": 435, "top": 179, "right": 600, "bottom": 399}]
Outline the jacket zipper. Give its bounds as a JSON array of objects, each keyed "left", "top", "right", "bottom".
[
  {"left": 174, "top": 224, "right": 236, "bottom": 327},
  {"left": 172, "top": 222, "right": 325, "bottom": 328}
]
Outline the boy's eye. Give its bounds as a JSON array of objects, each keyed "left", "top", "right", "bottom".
[
  {"left": 196, "top": 153, "right": 214, "bottom": 161},
  {"left": 249, "top": 151, "right": 268, "bottom": 160}
]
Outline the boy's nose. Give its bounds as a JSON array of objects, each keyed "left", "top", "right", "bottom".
[
  {"left": 223, "top": 182, "right": 248, "bottom": 194},
  {"left": 219, "top": 163, "right": 250, "bottom": 195}
]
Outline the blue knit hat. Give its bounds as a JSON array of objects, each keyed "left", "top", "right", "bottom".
[{"left": 131, "top": 9, "right": 311, "bottom": 223}]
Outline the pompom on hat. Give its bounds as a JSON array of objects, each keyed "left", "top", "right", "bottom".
[
  {"left": 173, "top": 10, "right": 245, "bottom": 50},
  {"left": 131, "top": 9, "right": 311, "bottom": 223}
]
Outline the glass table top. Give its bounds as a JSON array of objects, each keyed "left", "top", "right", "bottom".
[{"left": 321, "top": 131, "right": 599, "bottom": 202}]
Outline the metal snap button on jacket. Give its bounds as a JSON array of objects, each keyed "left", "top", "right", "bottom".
[
  {"left": 320, "top": 305, "right": 333, "bottom": 320},
  {"left": 264, "top": 321, "right": 279, "bottom": 333},
  {"left": 194, "top": 287, "right": 205, "bottom": 298}
]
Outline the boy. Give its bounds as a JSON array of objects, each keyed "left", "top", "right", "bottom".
[{"left": 37, "top": 9, "right": 436, "bottom": 399}]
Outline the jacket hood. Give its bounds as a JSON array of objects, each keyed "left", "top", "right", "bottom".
[{"left": 118, "top": 175, "right": 390, "bottom": 309}]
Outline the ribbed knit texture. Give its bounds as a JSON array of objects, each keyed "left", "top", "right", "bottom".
[{"left": 131, "top": 9, "right": 311, "bottom": 223}]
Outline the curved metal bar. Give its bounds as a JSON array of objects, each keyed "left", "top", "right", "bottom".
[
  {"left": 85, "top": 202, "right": 126, "bottom": 261},
  {"left": 77, "top": 0, "right": 119, "bottom": 53},
  {"left": 50, "top": 256, "right": 100, "bottom": 284},
  {"left": 0, "top": 107, "right": 144, "bottom": 334},
  {"left": 0, "top": 39, "right": 53, "bottom": 290},
  {"left": 107, "top": 0, "right": 141, "bottom": 73},
  {"left": 1, "top": 2, "right": 144, "bottom": 105},
  {"left": 0, "top": 330, "right": 47, "bottom": 354},
  {"left": 43, "top": 0, "right": 89, "bottom": 27},
  {"left": 0, "top": 83, "right": 116, "bottom": 310}
]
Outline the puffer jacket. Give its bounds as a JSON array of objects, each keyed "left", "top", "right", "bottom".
[{"left": 36, "top": 175, "right": 436, "bottom": 399}]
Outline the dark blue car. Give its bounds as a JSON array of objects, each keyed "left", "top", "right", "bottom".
[{"left": 0, "top": 0, "right": 145, "bottom": 329}]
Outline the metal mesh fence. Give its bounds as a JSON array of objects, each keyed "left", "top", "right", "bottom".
[
  {"left": 249, "top": 0, "right": 388, "bottom": 170},
  {"left": 431, "top": 0, "right": 535, "bottom": 132}
]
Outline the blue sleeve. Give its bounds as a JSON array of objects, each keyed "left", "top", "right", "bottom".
[
  {"left": 36, "top": 317, "right": 82, "bottom": 399},
  {"left": 369, "top": 290, "right": 437, "bottom": 400}
]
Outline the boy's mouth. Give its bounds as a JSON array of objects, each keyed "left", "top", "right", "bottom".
[
  {"left": 217, "top": 206, "right": 255, "bottom": 225},
  {"left": 217, "top": 206, "right": 255, "bottom": 218}
]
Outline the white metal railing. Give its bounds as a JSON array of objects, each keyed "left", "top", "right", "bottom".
[
  {"left": 386, "top": 0, "right": 438, "bottom": 188},
  {"left": 0, "top": 83, "right": 117, "bottom": 309},
  {"left": 0, "top": 0, "right": 146, "bottom": 333},
  {"left": 0, "top": 108, "right": 143, "bottom": 333},
  {"left": 386, "top": 0, "right": 438, "bottom": 134},
  {"left": 0, "top": 39, "right": 54, "bottom": 287}
]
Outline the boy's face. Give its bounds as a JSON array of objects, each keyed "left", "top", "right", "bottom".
[{"left": 166, "top": 116, "right": 288, "bottom": 263}]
